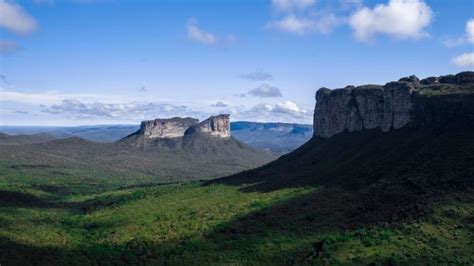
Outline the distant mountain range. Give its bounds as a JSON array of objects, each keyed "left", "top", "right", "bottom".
[
  {"left": 0, "top": 121, "right": 313, "bottom": 154},
  {"left": 0, "top": 115, "right": 275, "bottom": 182},
  {"left": 231, "top": 122, "right": 313, "bottom": 154}
]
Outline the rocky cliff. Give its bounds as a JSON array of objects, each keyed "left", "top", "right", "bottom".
[
  {"left": 314, "top": 72, "right": 474, "bottom": 138},
  {"left": 125, "top": 114, "right": 231, "bottom": 142},
  {"left": 185, "top": 114, "right": 231, "bottom": 138},
  {"left": 139, "top": 117, "right": 199, "bottom": 139}
]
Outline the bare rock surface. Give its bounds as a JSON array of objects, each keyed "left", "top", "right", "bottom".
[
  {"left": 139, "top": 117, "right": 198, "bottom": 139},
  {"left": 185, "top": 114, "right": 231, "bottom": 138},
  {"left": 314, "top": 72, "right": 474, "bottom": 138}
]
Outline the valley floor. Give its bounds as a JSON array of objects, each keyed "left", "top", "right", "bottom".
[{"left": 0, "top": 161, "right": 473, "bottom": 265}]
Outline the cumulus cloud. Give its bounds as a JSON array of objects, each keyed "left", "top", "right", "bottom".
[
  {"left": 267, "top": 15, "right": 315, "bottom": 35},
  {"left": 452, "top": 53, "right": 474, "bottom": 68},
  {"left": 0, "top": 88, "right": 311, "bottom": 123},
  {"left": 266, "top": 13, "right": 340, "bottom": 35},
  {"left": 468, "top": 19, "right": 474, "bottom": 43},
  {"left": 239, "top": 101, "right": 311, "bottom": 122},
  {"left": 248, "top": 84, "right": 283, "bottom": 98},
  {"left": 274, "top": 100, "right": 304, "bottom": 114},
  {"left": 443, "top": 18, "right": 474, "bottom": 47},
  {"left": 271, "top": 0, "right": 315, "bottom": 12},
  {"left": 186, "top": 19, "right": 217, "bottom": 45},
  {"left": 240, "top": 70, "right": 273, "bottom": 81},
  {"left": 0, "top": 0, "right": 38, "bottom": 35},
  {"left": 348, "top": 0, "right": 433, "bottom": 42}
]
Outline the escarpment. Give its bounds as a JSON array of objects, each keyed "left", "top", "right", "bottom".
[
  {"left": 139, "top": 117, "right": 199, "bottom": 139},
  {"left": 126, "top": 114, "right": 231, "bottom": 141},
  {"left": 185, "top": 114, "right": 231, "bottom": 138},
  {"left": 314, "top": 71, "right": 474, "bottom": 138}
]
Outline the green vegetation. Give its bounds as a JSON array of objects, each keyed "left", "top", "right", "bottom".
[
  {"left": 418, "top": 84, "right": 474, "bottom": 96},
  {"left": 1, "top": 160, "right": 473, "bottom": 265}
]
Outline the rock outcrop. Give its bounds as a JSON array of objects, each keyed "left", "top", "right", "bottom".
[
  {"left": 139, "top": 117, "right": 199, "bottom": 139},
  {"left": 314, "top": 71, "right": 474, "bottom": 138},
  {"left": 128, "top": 114, "right": 231, "bottom": 141},
  {"left": 185, "top": 114, "right": 231, "bottom": 138}
]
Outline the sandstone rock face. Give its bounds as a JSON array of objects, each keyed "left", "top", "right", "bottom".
[
  {"left": 313, "top": 71, "right": 474, "bottom": 138},
  {"left": 186, "top": 114, "right": 231, "bottom": 138},
  {"left": 139, "top": 117, "right": 198, "bottom": 139},
  {"left": 314, "top": 83, "right": 413, "bottom": 138}
]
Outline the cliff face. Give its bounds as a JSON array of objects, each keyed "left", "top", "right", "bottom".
[
  {"left": 127, "top": 114, "right": 231, "bottom": 142},
  {"left": 314, "top": 72, "right": 474, "bottom": 138},
  {"left": 185, "top": 114, "right": 231, "bottom": 138},
  {"left": 139, "top": 117, "right": 199, "bottom": 139}
]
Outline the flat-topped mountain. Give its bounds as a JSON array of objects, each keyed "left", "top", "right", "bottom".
[
  {"left": 0, "top": 114, "right": 275, "bottom": 182},
  {"left": 139, "top": 117, "right": 199, "bottom": 139},
  {"left": 314, "top": 71, "right": 474, "bottom": 137},
  {"left": 124, "top": 114, "right": 231, "bottom": 143},
  {"left": 0, "top": 120, "right": 313, "bottom": 153},
  {"left": 185, "top": 114, "right": 231, "bottom": 138},
  {"left": 212, "top": 72, "right": 473, "bottom": 230}
]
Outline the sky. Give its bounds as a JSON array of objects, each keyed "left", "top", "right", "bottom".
[{"left": 0, "top": 0, "right": 473, "bottom": 126}]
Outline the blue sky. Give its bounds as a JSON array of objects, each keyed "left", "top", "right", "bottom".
[{"left": 0, "top": 0, "right": 473, "bottom": 126}]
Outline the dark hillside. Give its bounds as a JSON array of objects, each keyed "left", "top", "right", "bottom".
[
  {"left": 210, "top": 73, "right": 474, "bottom": 228},
  {"left": 0, "top": 133, "right": 57, "bottom": 145}
]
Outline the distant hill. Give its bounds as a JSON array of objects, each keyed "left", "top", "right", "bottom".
[
  {"left": 231, "top": 122, "right": 312, "bottom": 154},
  {"left": 0, "top": 121, "right": 312, "bottom": 153},
  {"left": 0, "top": 115, "right": 275, "bottom": 182},
  {"left": 0, "top": 133, "right": 57, "bottom": 145},
  {"left": 0, "top": 125, "right": 140, "bottom": 142},
  {"left": 212, "top": 72, "right": 474, "bottom": 228}
]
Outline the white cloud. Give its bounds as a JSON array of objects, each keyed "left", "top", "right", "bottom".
[
  {"left": 238, "top": 100, "right": 310, "bottom": 122},
  {"left": 267, "top": 15, "right": 315, "bottom": 35},
  {"left": 272, "top": 0, "right": 315, "bottom": 12},
  {"left": 186, "top": 19, "right": 217, "bottom": 45},
  {"left": 41, "top": 99, "right": 199, "bottom": 119},
  {"left": 248, "top": 84, "right": 282, "bottom": 98},
  {"left": 0, "top": 0, "right": 37, "bottom": 35},
  {"left": 0, "top": 89, "right": 312, "bottom": 123},
  {"left": 266, "top": 14, "right": 340, "bottom": 35},
  {"left": 468, "top": 19, "right": 474, "bottom": 43},
  {"left": 443, "top": 18, "right": 474, "bottom": 47},
  {"left": 274, "top": 100, "right": 304, "bottom": 113},
  {"left": 452, "top": 53, "right": 474, "bottom": 68},
  {"left": 348, "top": 0, "right": 433, "bottom": 42}
]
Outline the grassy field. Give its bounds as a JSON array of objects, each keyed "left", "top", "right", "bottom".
[{"left": 0, "top": 160, "right": 473, "bottom": 265}]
